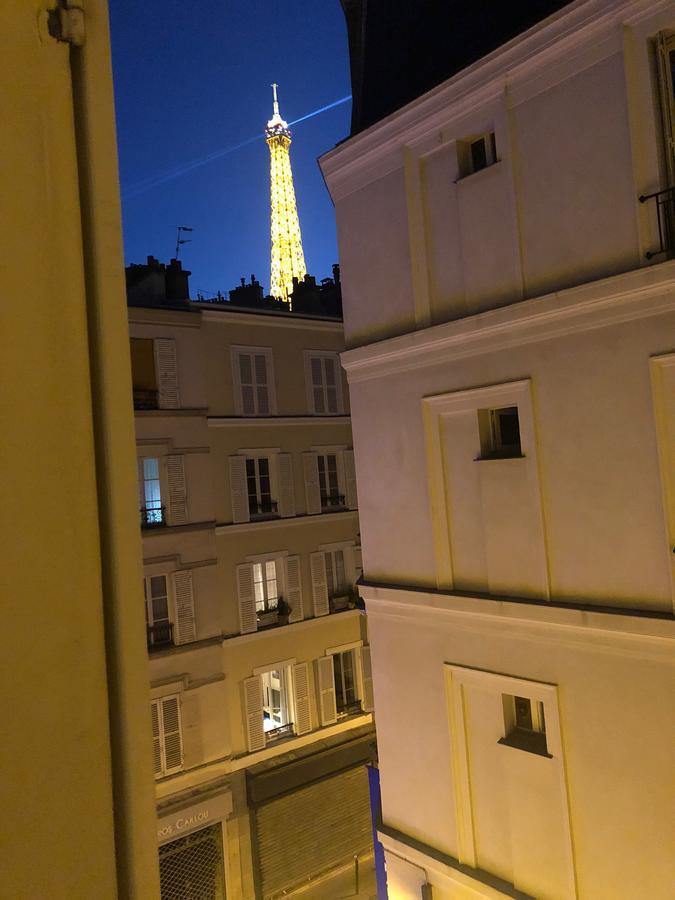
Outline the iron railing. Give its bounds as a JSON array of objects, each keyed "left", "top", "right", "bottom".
[
  {"left": 141, "top": 505, "right": 165, "bottom": 528},
  {"left": 639, "top": 186, "right": 675, "bottom": 259},
  {"left": 337, "top": 700, "right": 363, "bottom": 718},
  {"left": 321, "top": 492, "right": 346, "bottom": 510},
  {"left": 249, "top": 499, "right": 279, "bottom": 518},
  {"left": 147, "top": 621, "right": 174, "bottom": 649},
  {"left": 265, "top": 722, "right": 294, "bottom": 742},
  {"left": 133, "top": 388, "right": 159, "bottom": 410}
]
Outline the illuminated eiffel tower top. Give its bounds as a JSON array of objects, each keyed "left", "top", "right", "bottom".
[{"left": 265, "top": 84, "right": 307, "bottom": 303}]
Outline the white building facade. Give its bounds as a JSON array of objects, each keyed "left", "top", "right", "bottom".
[
  {"left": 129, "top": 279, "right": 376, "bottom": 899},
  {"left": 321, "top": 1, "right": 675, "bottom": 898}
]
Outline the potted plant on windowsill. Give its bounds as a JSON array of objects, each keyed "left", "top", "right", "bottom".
[{"left": 276, "top": 596, "right": 292, "bottom": 626}]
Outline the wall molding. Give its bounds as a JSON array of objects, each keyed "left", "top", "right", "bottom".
[
  {"left": 208, "top": 415, "right": 351, "bottom": 428},
  {"left": 215, "top": 509, "right": 358, "bottom": 536},
  {"left": 199, "top": 307, "right": 343, "bottom": 332}
]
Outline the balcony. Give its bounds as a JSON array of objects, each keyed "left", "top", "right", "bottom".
[
  {"left": 133, "top": 388, "right": 159, "bottom": 410},
  {"left": 264, "top": 722, "right": 294, "bottom": 743},
  {"left": 249, "top": 499, "right": 279, "bottom": 521},
  {"left": 147, "top": 621, "right": 174, "bottom": 650},
  {"left": 639, "top": 186, "right": 675, "bottom": 259},
  {"left": 337, "top": 701, "right": 363, "bottom": 719},
  {"left": 321, "top": 492, "right": 346, "bottom": 511},
  {"left": 141, "top": 505, "right": 165, "bottom": 528}
]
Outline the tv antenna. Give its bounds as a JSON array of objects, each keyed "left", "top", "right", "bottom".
[{"left": 175, "top": 225, "right": 193, "bottom": 259}]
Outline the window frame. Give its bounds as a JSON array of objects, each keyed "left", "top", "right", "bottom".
[
  {"left": 477, "top": 405, "right": 523, "bottom": 460},
  {"left": 144, "top": 573, "right": 173, "bottom": 648},
  {"left": 253, "top": 657, "right": 297, "bottom": 740},
  {"left": 138, "top": 455, "right": 165, "bottom": 526},
  {"left": 150, "top": 692, "right": 184, "bottom": 778},
  {"left": 231, "top": 345, "right": 277, "bottom": 417},
  {"left": 304, "top": 350, "right": 344, "bottom": 415},
  {"left": 457, "top": 130, "right": 497, "bottom": 178}
]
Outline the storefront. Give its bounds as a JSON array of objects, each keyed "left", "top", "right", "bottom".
[{"left": 157, "top": 791, "right": 232, "bottom": 899}]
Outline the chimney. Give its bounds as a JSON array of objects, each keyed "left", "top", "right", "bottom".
[{"left": 165, "top": 258, "right": 191, "bottom": 302}]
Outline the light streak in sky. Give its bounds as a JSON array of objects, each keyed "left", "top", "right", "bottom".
[{"left": 122, "top": 95, "right": 352, "bottom": 200}]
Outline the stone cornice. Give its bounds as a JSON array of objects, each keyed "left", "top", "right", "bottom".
[
  {"left": 340, "top": 261, "right": 675, "bottom": 383},
  {"left": 200, "top": 307, "right": 343, "bottom": 332}
]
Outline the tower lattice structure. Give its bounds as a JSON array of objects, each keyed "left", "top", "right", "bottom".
[{"left": 266, "top": 84, "right": 307, "bottom": 303}]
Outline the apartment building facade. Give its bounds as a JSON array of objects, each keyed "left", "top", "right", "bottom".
[
  {"left": 322, "top": 1, "right": 675, "bottom": 898},
  {"left": 128, "top": 261, "right": 376, "bottom": 899}
]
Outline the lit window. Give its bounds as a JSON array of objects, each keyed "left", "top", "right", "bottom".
[
  {"left": 140, "top": 457, "right": 164, "bottom": 525},
  {"left": 477, "top": 406, "right": 522, "bottom": 459},
  {"left": 261, "top": 667, "right": 292, "bottom": 738},
  {"left": 458, "top": 131, "right": 497, "bottom": 177},
  {"left": 499, "top": 694, "right": 549, "bottom": 756},
  {"left": 253, "top": 560, "right": 279, "bottom": 613},
  {"left": 333, "top": 650, "right": 360, "bottom": 716}
]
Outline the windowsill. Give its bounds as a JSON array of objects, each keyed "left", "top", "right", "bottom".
[
  {"left": 455, "top": 159, "right": 502, "bottom": 185},
  {"left": 142, "top": 519, "right": 217, "bottom": 536},
  {"left": 134, "top": 407, "right": 209, "bottom": 417},
  {"left": 250, "top": 513, "right": 280, "bottom": 522},
  {"left": 215, "top": 509, "right": 357, "bottom": 535},
  {"left": 474, "top": 453, "right": 525, "bottom": 462},
  {"left": 497, "top": 730, "right": 552, "bottom": 758}
]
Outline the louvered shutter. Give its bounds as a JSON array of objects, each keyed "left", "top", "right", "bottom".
[
  {"left": 292, "top": 662, "right": 312, "bottom": 735},
  {"left": 284, "top": 555, "right": 303, "bottom": 623},
  {"left": 237, "top": 563, "right": 257, "bottom": 634},
  {"left": 359, "top": 646, "right": 374, "bottom": 713},
  {"left": 343, "top": 450, "right": 358, "bottom": 510},
  {"left": 167, "top": 454, "right": 188, "bottom": 524},
  {"left": 151, "top": 701, "right": 162, "bottom": 776},
  {"left": 276, "top": 453, "right": 295, "bottom": 518},
  {"left": 315, "top": 657, "right": 337, "bottom": 726},
  {"left": 324, "top": 357, "right": 339, "bottom": 414},
  {"left": 310, "top": 551, "right": 329, "bottom": 617},
  {"left": 238, "top": 352, "right": 255, "bottom": 415},
  {"left": 254, "top": 354, "right": 270, "bottom": 415},
  {"left": 161, "top": 695, "right": 183, "bottom": 774},
  {"left": 229, "top": 455, "right": 250, "bottom": 523},
  {"left": 310, "top": 357, "right": 325, "bottom": 414},
  {"left": 156, "top": 338, "right": 180, "bottom": 409},
  {"left": 172, "top": 569, "right": 195, "bottom": 644},
  {"left": 303, "top": 452, "right": 321, "bottom": 515},
  {"left": 244, "top": 675, "right": 265, "bottom": 752},
  {"left": 353, "top": 546, "right": 363, "bottom": 581}
]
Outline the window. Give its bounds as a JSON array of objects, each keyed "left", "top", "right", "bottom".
[
  {"left": 499, "top": 694, "right": 549, "bottom": 757},
  {"left": 139, "top": 457, "right": 164, "bottom": 526},
  {"left": 656, "top": 32, "right": 675, "bottom": 181},
  {"left": 232, "top": 347, "right": 275, "bottom": 416},
  {"left": 306, "top": 352, "right": 342, "bottom": 414},
  {"left": 130, "top": 338, "right": 158, "bottom": 409},
  {"left": 246, "top": 457, "right": 277, "bottom": 518},
  {"left": 332, "top": 649, "right": 360, "bottom": 716},
  {"left": 151, "top": 694, "right": 183, "bottom": 777},
  {"left": 325, "top": 549, "right": 347, "bottom": 600},
  {"left": 458, "top": 131, "right": 497, "bottom": 177},
  {"left": 261, "top": 667, "right": 293, "bottom": 737},
  {"left": 253, "top": 559, "right": 279, "bottom": 613},
  {"left": 145, "top": 574, "right": 173, "bottom": 648},
  {"left": 317, "top": 453, "right": 345, "bottom": 509},
  {"left": 477, "top": 406, "right": 522, "bottom": 459}
]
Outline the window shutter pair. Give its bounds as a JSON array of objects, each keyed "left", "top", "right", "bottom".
[
  {"left": 314, "top": 646, "right": 374, "bottom": 728},
  {"left": 228, "top": 453, "right": 295, "bottom": 523},
  {"left": 155, "top": 338, "right": 180, "bottom": 409},
  {"left": 243, "top": 662, "right": 312, "bottom": 753},
  {"left": 233, "top": 350, "right": 273, "bottom": 416},
  {"left": 303, "top": 450, "right": 357, "bottom": 513},
  {"left": 237, "top": 556, "right": 303, "bottom": 634},
  {"left": 306, "top": 354, "right": 341, "bottom": 415},
  {"left": 167, "top": 454, "right": 188, "bottom": 524},
  {"left": 151, "top": 695, "right": 183, "bottom": 776}
]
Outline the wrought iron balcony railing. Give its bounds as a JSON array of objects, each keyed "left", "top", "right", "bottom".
[
  {"left": 336, "top": 700, "right": 363, "bottom": 718},
  {"left": 321, "top": 492, "right": 346, "bottom": 510},
  {"left": 265, "top": 722, "right": 294, "bottom": 742},
  {"left": 147, "top": 621, "right": 174, "bottom": 650},
  {"left": 249, "top": 499, "right": 279, "bottom": 519},
  {"left": 133, "top": 388, "right": 159, "bottom": 410},
  {"left": 639, "top": 186, "right": 675, "bottom": 259},
  {"left": 140, "top": 505, "right": 165, "bottom": 528}
]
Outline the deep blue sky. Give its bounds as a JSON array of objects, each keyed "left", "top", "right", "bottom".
[{"left": 109, "top": 1, "right": 350, "bottom": 298}]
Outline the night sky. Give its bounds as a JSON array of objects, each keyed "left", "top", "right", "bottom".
[{"left": 109, "top": 1, "right": 351, "bottom": 298}]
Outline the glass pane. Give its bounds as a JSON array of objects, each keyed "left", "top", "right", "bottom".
[
  {"left": 343, "top": 652, "right": 356, "bottom": 704},
  {"left": 152, "top": 595, "right": 169, "bottom": 622},
  {"left": 150, "top": 575, "right": 167, "bottom": 598},
  {"left": 471, "top": 137, "right": 487, "bottom": 171},
  {"left": 514, "top": 696, "right": 533, "bottom": 730},
  {"left": 143, "top": 458, "right": 159, "bottom": 479}
]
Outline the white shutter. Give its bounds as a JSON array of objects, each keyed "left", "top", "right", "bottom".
[
  {"left": 172, "top": 569, "right": 195, "bottom": 644},
  {"left": 254, "top": 353, "right": 270, "bottom": 415},
  {"left": 353, "top": 546, "right": 363, "bottom": 581},
  {"left": 166, "top": 454, "right": 188, "bottom": 524},
  {"left": 359, "top": 646, "right": 374, "bottom": 713},
  {"left": 151, "top": 701, "right": 162, "bottom": 777},
  {"left": 156, "top": 338, "right": 180, "bottom": 409},
  {"left": 293, "top": 662, "right": 312, "bottom": 735},
  {"left": 244, "top": 675, "right": 265, "bottom": 752},
  {"left": 324, "top": 356, "right": 339, "bottom": 414},
  {"left": 343, "top": 449, "right": 358, "bottom": 510},
  {"left": 284, "top": 555, "right": 303, "bottom": 623},
  {"left": 161, "top": 695, "right": 183, "bottom": 774},
  {"left": 276, "top": 453, "right": 296, "bottom": 518},
  {"left": 310, "top": 551, "right": 329, "bottom": 617},
  {"left": 229, "top": 455, "right": 250, "bottom": 523},
  {"left": 311, "top": 356, "right": 325, "bottom": 414},
  {"left": 237, "top": 563, "right": 257, "bottom": 634},
  {"left": 315, "top": 656, "right": 337, "bottom": 726},
  {"left": 303, "top": 451, "right": 321, "bottom": 515}
]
